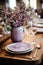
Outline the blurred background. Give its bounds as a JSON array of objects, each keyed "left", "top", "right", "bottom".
[{"left": 0, "top": 0, "right": 43, "bottom": 35}]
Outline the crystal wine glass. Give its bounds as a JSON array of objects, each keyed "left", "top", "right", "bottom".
[{"left": 31, "top": 27, "right": 37, "bottom": 36}]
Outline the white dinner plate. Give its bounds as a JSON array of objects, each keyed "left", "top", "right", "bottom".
[
  {"left": 33, "top": 23, "right": 43, "bottom": 27},
  {"left": 37, "top": 28, "right": 43, "bottom": 32},
  {"left": 39, "top": 19, "right": 43, "bottom": 22},
  {"left": 32, "top": 27, "right": 43, "bottom": 33},
  {"left": 5, "top": 42, "right": 32, "bottom": 54}
]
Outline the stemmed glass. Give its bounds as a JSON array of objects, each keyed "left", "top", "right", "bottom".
[
  {"left": 25, "top": 21, "right": 37, "bottom": 49},
  {"left": 29, "top": 21, "right": 33, "bottom": 28},
  {"left": 31, "top": 27, "right": 37, "bottom": 36},
  {"left": 29, "top": 20, "right": 37, "bottom": 36},
  {"left": 29, "top": 19, "right": 38, "bottom": 36}
]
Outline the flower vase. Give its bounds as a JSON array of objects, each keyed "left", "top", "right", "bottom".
[{"left": 11, "top": 26, "right": 23, "bottom": 42}]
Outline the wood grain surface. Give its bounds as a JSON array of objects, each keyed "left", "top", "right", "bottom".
[{"left": 0, "top": 33, "right": 43, "bottom": 65}]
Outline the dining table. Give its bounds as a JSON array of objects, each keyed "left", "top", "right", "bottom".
[
  {"left": 0, "top": 34, "right": 10, "bottom": 46},
  {"left": 0, "top": 31, "right": 43, "bottom": 65}
]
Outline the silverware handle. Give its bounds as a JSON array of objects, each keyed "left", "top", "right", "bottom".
[{"left": 33, "top": 49, "right": 38, "bottom": 58}]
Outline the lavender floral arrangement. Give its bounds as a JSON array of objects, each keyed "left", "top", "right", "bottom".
[{"left": 10, "top": 1, "right": 30, "bottom": 28}]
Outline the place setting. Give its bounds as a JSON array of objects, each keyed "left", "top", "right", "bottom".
[
  {"left": 4, "top": 40, "right": 41, "bottom": 61},
  {"left": 5, "top": 42, "right": 33, "bottom": 55}
]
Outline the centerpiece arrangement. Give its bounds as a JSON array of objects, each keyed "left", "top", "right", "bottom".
[{"left": 10, "top": 1, "right": 30, "bottom": 42}]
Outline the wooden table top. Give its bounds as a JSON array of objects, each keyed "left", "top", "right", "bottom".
[
  {"left": 0, "top": 34, "right": 10, "bottom": 46},
  {"left": 0, "top": 33, "right": 43, "bottom": 65}
]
